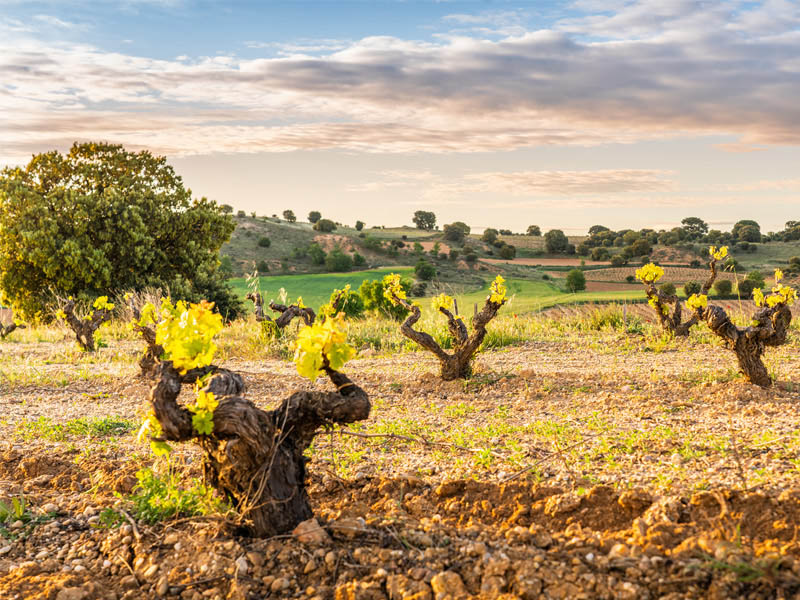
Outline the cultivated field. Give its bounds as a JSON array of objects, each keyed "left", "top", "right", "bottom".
[{"left": 1, "top": 312, "right": 800, "bottom": 599}]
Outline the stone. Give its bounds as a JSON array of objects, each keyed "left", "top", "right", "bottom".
[
  {"left": 292, "top": 518, "right": 331, "bottom": 545},
  {"left": 156, "top": 576, "right": 169, "bottom": 596},
  {"left": 234, "top": 556, "right": 249, "bottom": 576},
  {"left": 430, "top": 571, "right": 468, "bottom": 597},
  {"left": 56, "top": 588, "right": 89, "bottom": 600},
  {"left": 270, "top": 577, "right": 290, "bottom": 593}
]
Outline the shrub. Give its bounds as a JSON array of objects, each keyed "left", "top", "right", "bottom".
[
  {"left": 713, "top": 279, "right": 733, "bottom": 296},
  {"left": 737, "top": 279, "right": 756, "bottom": 298},
  {"left": 498, "top": 244, "right": 516, "bottom": 259},
  {"left": 449, "top": 249, "right": 459, "bottom": 261},
  {"left": 325, "top": 248, "right": 353, "bottom": 272},
  {"left": 481, "top": 228, "right": 498, "bottom": 244},
  {"left": 308, "top": 211, "right": 321, "bottom": 223},
  {"left": 625, "top": 274, "right": 635, "bottom": 283},
  {"left": 464, "top": 252, "right": 478, "bottom": 263},
  {"left": 746, "top": 270, "right": 765, "bottom": 288},
  {"left": 323, "top": 285, "right": 364, "bottom": 319},
  {"left": 257, "top": 260, "right": 269, "bottom": 274},
  {"left": 409, "top": 281, "right": 427, "bottom": 297},
  {"left": 237, "top": 210, "right": 246, "bottom": 218},
  {"left": 414, "top": 259, "right": 437, "bottom": 281},
  {"left": 684, "top": 281, "right": 702, "bottom": 296},
  {"left": 313, "top": 219, "right": 336, "bottom": 232},
  {"left": 258, "top": 236, "right": 271, "bottom": 248},
  {"left": 443, "top": 222, "right": 470, "bottom": 244},
  {"left": 353, "top": 252, "right": 366, "bottom": 266},
  {"left": 308, "top": 243, "right": 326, "bottom": 265},
  {"left": 282, "top": 210, "right": 296, "bottom": 223},
  {"left": 526, "top": 225, "right": 541, "bottom": 236},
  {"left": 565, "top": 269, "right": 586, "bottom": 292},
  {"left": 591, "top": 247, "right": 610, "bottom": 261},
  {"left": 355, "top": 220, "right": 365, "bottom": 231},
  {"left": 610, "top": 255, "right": 626, "bottom": 267},
  {"left": 359, "top": 277, "right": 411, "bottom": 320},
  {"left": 660, "top": 282, "right": 676, "bottom": 296}
]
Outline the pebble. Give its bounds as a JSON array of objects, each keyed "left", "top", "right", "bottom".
[
  {"left": 144, "top": 564, "right": 159, "bottom": 579},
  {"left": 270, "top": 577, "right": 290, "bottom": 592},
  {"left": 156, "top": 576, "right": 169, "bottom": 596},
  {"left": 0, "top": 545, "right": 12, "bottom": 556},
  {"left": 234, "top": 556, "right": 249, "bottom": 576},
  {"left": 42, "top": 503, "right": 59, "bottom": 513}
]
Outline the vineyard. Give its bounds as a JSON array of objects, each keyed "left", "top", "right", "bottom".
[{"left": 0, "top": 267, "right": 799, "bottom": 600}]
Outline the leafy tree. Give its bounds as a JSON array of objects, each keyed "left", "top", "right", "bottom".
[
  {"left": 629, "top": 238, "right": 652, "bottom": 256},
  {"left": 684, "top": 281, "right": 702, "bottom": 297},
  {"left": 737, "top": 279, "right": 756, "bottom": 298},
  {"left": 237, "top": 210, "right": 246, "bottom": 218},
  {"left": 526, "top": 225, "right": 541, "bottom": 236},
  {"left": 544, "top": 229, "right": 569, "bottom": 254},
  {"left": 355, "top": 220, "right": 365, "bottom": 231},
  {"left": 256, "top": 260, "right": 270, "bottom": 274},
  {"left": 0, "top": 142, "right": 240, "bottom": 319},
  {"left": 308, "top": 243, "right": 326, "bottom": 265},
  {"left": 735, "top": 224, "right": 761, "bottom": 242},
  {"left": 258, "top": 236, "right": 271, "bottom": 248},
  {"left": 746, "top": 270, "right": 765, "bottom": 288},
  {"left": 220, "top": 204, "right": 233, "bottom": 214},
  {"left": 412, "top": 210, "right": 436, "bottom": 230},
  {"left": 308, "top": 211, "right": 322, "bottom": 224},
  {"left": 660, "top": 282, "right": 676, "bottom": 296},
  {"left": 610, "top": 255, "right": 626, "bottom": 267},
  {"left": 591, "top": 247, "right": 610, "bottom": 261},
  {"left": 681, "top": 217, "right": 708, "bottom": 240},
  {"left": 443, "top": 222, "right": 471, "bottom": 244},
  {"left": 313, "top": 218, "right": 336, "bottom": 232},
  {"left": 588, "top": 225, "right": 610, "bottom": 236},
  {"left": 353, "top": 252, "right": 366, "bottom": 266},
  {"left": 325, "top": 248, "right": 353, "bottom": 272},
  {"left": 282, "top": 210, "right": 296, "bottom": 223},
  {"left": 565, "top": 269, "right": 586, "bottom": 292},
  {"left": 732, "top": 219, "right": 760, "bottom": 239},
  {"left": 414, "top": 259, "right": 436, "bottom": 281},
  {"left": 481, "top": 228, "right": 498, "bottom": 244}
]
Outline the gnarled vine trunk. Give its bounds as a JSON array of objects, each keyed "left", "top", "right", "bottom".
[
  {"left": 393, "top": 295, "right": 504, "bottom": 380},
  {"left": 246, "top": 292, "right": 316, "bottom": 328},
  {"left": 0, "top": 322, "right": 25, "bottom": 339},
  {"left": 128, "top": 300, "right": 164, "bottom": 377},
  {"left": 148, "top": 362, "right": 369, "bottom": 536},
  {"left": 696, "top": 303, "right": 792, "bottom": 387},
  {"left": 62, "top": 300, "right": 112, "bottom": 351}
]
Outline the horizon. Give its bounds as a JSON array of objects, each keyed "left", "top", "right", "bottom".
[{"left": 2, "top": 0, "right": 800, "bottom": 233}]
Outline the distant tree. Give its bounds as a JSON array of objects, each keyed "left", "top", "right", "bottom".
[
  {"left": 256, "top": 260, "right": 270, "bottom": 274},
  {"left": 544, "top": 229, "right": 569, "bottom": 254},
  {"left": 414, "top": 259, "right": 436, "bottom": 281},
  {"left": 746, "top": 270, "right": 765, "bottom": 288},
  {"left": 258, "top": 236, "right": 271, "bottom": 248},
  {"left": 412, "top": 210, "right": 437, "bottom": 230},
  {"left": 610, "top": 254, "right": 626, "bottom": 267},
  {"left": 498, "top": 229, "right": 513, "bottom": 235},
  {"left": 220, "top": 204, "right": 234, "bottom": 214},
  {"left": 443, "top": 222, "right": 471, "bottom": 244},
  {"left": 526, "top": 225, "right": 542, "bottom": 236},
  {"left": 283, "top": 210, "right": 296, "bottom": 223},
  {"left": 732, "top": 220, "right": 761, "bottom": 241},
  {"left": 325, "top": 248, "right": 353, "bottom": 272},
  {"left": 413, "top": 242, "right": 424, "bottom": 256},
  {"left": 481, "top": 228, "right": 499, "bottom": 244},
  {"left": 660, "top": 282, "right": 676, "bottom": 296},
  {"left": 737, "top": 279, "right": 756, "bottom": 298},
  {"left": 591, "top": 247, "right": 610, "bottom": 261},
  {"left": 352, "top": 252, "right": 366, "bottom": 266},
  {"left": 313, "top": 218, "right": 336, "bottom": 232},
  {"left": 588, "top": 225, "right": 610, "bottom": 236},
  {"left": 683, "top": 281, "right": 702, "bottom": 297},
  {"left": 308, "top": 211, "right": 322, "bottom": 224},
  {"left": 565, "top": 269, "right": 586, "bottom": 292},
  {"left": 629, "top": 239, "right": 652, "bottom": 256},
  {"left": 681, "top": 217, "right": 708, "bottom": 240},
  {"left": 355, "top": 220, "right": 365, "bottom": 231}
]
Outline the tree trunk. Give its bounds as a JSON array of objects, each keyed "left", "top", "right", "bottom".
[{"left": 149, "top": 362, "right": 369, "bottom": 536}]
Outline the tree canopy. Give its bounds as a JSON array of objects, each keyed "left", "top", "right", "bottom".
[
  {"left": 0, "top": 142, "right": 240, "bottom": 319},
  {"left": 412, "top": 210, "right": 436, "bottom": 230}
]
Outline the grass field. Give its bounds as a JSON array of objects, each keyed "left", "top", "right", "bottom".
[{"left": 228, "top": 267, "right": 415, "bottom": 308}]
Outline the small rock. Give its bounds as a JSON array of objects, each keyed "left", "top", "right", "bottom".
[
  {"left": 42, "top": 503, "right": 59, "bottom": 514},
  {"left": 304, "top": 559, "right": 317, "bottom": 574},
  {"left": 328, "top": 517, "right": 366, "bottom": 539},
  {"left": 9, "top": 520, "right": 23, "bottom": 530},
  {"left": 245, "top": 551, "right": 263, "bottom": 568},
  {"left": 163, "top": 533, "right": 180, "bottom": 546},
  {"left": 56, "top": 588, "right": 89, "bottom": 600},
  {"left": 234, "top": 556, "right": 249, "bottom": 576},
  {"left": 431, "top": 571, "right": 467, "bottom": 597},
  {"left": 143, "top": 564, "right": 159, "bottom": 579},
  {"left": 608, "top": 543, "right": 629, "bottom": 560},
  {"left": 156, "top": 576, "right": 169, "bottom": 596},
  {"left": 292, "top": 518, "right": 330, "bottom": 545},
  {"left": 270, "top": 577, "right": 290, "bottom": 593},
  {"left": 35, "top": 550, "right": 48, "bottom": 560}
]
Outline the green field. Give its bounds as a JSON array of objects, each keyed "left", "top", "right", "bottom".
[
  {"left": 230, "top": 268, "right": 646, "bottom": 313},
  {"left": 229, "top": 267, "right": 415, "bottom": 309}
]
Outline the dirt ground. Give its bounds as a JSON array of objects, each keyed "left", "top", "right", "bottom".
[{"left": 1, "top": 332, "right": 800, "bottom": 599}]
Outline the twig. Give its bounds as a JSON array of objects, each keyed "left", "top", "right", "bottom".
[{"left": 118, "top": 508, "right": 142, "bottom": 542}]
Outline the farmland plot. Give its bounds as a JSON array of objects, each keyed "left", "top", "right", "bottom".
[{"left": 1, "top": 317, "right": 800, "bottom": 599}]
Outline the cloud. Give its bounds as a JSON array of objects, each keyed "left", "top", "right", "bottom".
[
  {"left": 33, "top": 14, "right": 83, "bottom": 29},
  {"left": 2, "top": 1, "right": 800, "bottom": 163}
]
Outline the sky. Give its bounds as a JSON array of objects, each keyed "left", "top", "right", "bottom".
[{"left": 1, "top": 0, "right": 800, "bottom": 234}]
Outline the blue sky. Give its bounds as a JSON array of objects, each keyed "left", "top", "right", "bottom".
[{"left": 2, "top": 0, "right": 800, "bottom": 233}]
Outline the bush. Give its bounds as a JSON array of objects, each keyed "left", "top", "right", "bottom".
[
  {"left": 660, "top": 282, "right": 676, "bottom": 296},
  {"left": 683, "top": 281, "right": 702, "bottom": 296},
  {"left": 498, "top": 244, "right": 516, "bottom": 259},
  {"left": 359, "top": 277, "right": 412, "bottom": 320},
  {"left": 325, "top": 248, "right": 353, "bottom": 272},
  {"left": 308, "top": 243, "right": 326, "bottom": 265},
  {"left": 464, "top": 252, "right": 478, "bottom": 263},
  {"left": 746, "top": 270, "right": 765, "bottom": 287},
  {"left": 237, "top": 210, "right": 246, "bottom": 218},
  {"left": 565, "top": 269, "right": 586, "bottom": 292},
  {"left": 409, "top": 281, "right": 427, "bottom": 297},
  {"left": 713, "top": 279, "right": 733, "bottom": 296},
  {"left": 443, "top": 222, "right": 470, "bottom": 244},
  {"left": 308, "top": 211, "right": 321, "bottom": 223},
  {"left": 737, "top": 279, "right": 756, "bottom": 298},
  {"left": 591, "top": 247, "right": 610, "bottom": 261},
  {"left": 313, "top": 219, "right": 336, "bottom": 232},
  {"left": 545, "top": 230, "right": 569, "bottom": 254},
  {"left": 689, "top": 259, "right": 701, "bottom": 267},
  {"left": 625, "top": 274, "right": 635, "bottom": 283},
  {"left": 257, "top": 260, "right": 270, "bottom": 274},
  {"left": 355, "top": 220, "right": 365, "bottom": 231},
  {"left": 328, "top": 287, "right": 364, "bottom": 319},
  {"left": 258, "top": 236, "right": 271, "bottom": 248},
  {"left": 282, "top": 210, "right": 296, "bottom": 223},
  {"left": 414, "top": 260, "right": 437, "bottom": 281},
  {"left": 353, "top": 252, "right": 366, "bottom": 266},
  {"left": 481, "top": 228, "right": 498, "bottom": 244},
  {"left": 610, "top": 255, "right": 626, "bottom": 267},
  {"left": 449, "top": 249, "right": 459, "bottom": 261}
]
